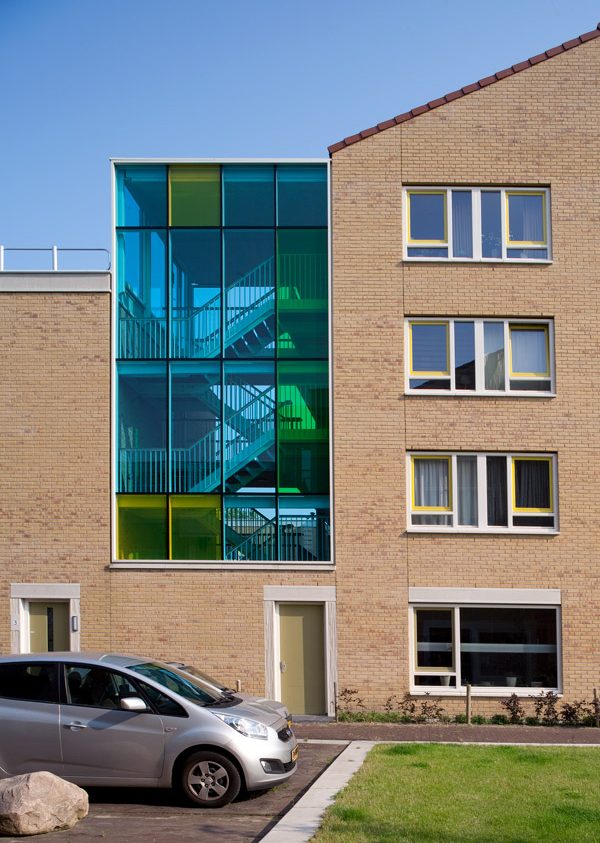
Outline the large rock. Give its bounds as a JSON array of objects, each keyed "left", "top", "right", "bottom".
[{"left": 0, "top": 771, "right": 88, "bottom": 836}]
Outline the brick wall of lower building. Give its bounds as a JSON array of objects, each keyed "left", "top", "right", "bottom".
[{"left": 331, "top": 37, "right": 600, "bottom": 706}]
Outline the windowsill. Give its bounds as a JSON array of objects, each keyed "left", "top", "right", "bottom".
[
  {"left": 110, "top": 560, "right": 335, "bottom": 571},
  {"left": 410, "top": 687, "right": 561, "bottom": 698},
  {"left": 406, "top": 528, "right": 559, "bottom": 536},
  {"left": 403, "top": 258, "right": 553, "bottom": 265},
  {"left": 405, "top": 391, "right": 556, "bottom": 399}
]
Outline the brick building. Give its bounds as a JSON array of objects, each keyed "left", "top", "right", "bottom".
[{"left": 2, "top": 24, "right": 600, "bottom": 715}]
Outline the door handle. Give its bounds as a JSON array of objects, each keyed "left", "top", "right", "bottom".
[
  {"left": 280, "top": 661, "right": 287, "bottom": 673},
  {"left": 65, "top": 722, "right": 88, "bottom": 730}
]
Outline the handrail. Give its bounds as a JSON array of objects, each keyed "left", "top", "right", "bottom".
[{"left": 0, "top": 246, "right": 111, "bottom": 272}]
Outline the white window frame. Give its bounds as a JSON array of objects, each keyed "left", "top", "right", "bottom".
[
  {"left": 403, "top": 187, "right": 552, "bottom": 263},
  {"left": 408, "top": 591, "right": 561, "bottom": 696},
  {"left": 407, "top": 452, "right": 558, "bottom": 534},
  {"left": 405, "top": 318, "right": 555, "bottom": 396}
]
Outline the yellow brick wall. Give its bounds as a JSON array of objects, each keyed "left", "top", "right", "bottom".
[{"left": 331, "top": 37, "right": 600, "bottom": 708}]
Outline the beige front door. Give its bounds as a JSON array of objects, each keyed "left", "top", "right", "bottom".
[
  {"left": 29, "top": 602, "right": 70, "bottom": 652},
  {"left": 279, "top": 603, "right": 326, "bottom": 715}
]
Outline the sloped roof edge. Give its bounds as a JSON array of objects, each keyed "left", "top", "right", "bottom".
[{"left": 328, "top": 24, "right": 600, "bottom": 154}]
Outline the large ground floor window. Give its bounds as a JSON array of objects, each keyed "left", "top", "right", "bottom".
[{"left": 411, "top": 604, "right": 560, "bottom": 694}]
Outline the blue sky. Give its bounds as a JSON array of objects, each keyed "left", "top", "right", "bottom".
[{"left": 1, "top": 0, "right": 599, "bottom": 254}]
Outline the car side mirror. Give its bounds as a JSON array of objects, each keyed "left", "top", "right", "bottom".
[{"left": 120, "top": 696, "right": 148, "bottom": 712}]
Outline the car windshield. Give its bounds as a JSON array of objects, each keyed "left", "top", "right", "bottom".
[
  {"left": 178, "top": 665, "right": 229, "bottom": 691},
  {"left": 128, "top": 662, "right": 223, "bottom": 706}
]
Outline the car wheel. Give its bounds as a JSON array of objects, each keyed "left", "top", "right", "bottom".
[{"left": 179, "top": 751, "right": 241, "bottom": 808}]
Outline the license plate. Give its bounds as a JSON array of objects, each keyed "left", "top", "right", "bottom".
[{"left": 291, "top": 745, "right": 299, "bottom": 763}]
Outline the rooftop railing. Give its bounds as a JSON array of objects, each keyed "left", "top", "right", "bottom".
[{"left": 0, "top": 246, "right": 111, "bottom": 272}]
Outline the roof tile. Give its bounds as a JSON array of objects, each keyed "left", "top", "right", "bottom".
[{"left": 329, "top": 24, "right": 600, "bottom": 154}]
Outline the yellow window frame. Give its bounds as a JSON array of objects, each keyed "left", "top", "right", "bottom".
[
  {"left": 505, "top": 190, "right": 547, "bottom": 247},
  {"left": 508, "top": 323, "right": 550, "bottom": 378},
  {"left": 511, "top": 456, "right": 553, "bottom": 513},
  {"left": 411, "top": 455, "right": 452, "bottom": 512},
  {"left": 409, "top": 321, "right": 450, "bottom": 377},
  {"left": 414, "top": 608, "right": 455, "bottom": 673},
  {"left": 407, "top": 190, "right": 448, "bottom": 245}
]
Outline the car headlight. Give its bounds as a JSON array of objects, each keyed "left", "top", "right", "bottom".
[{"left": 213, "top": 713, "right": 269, "bottom": 740}]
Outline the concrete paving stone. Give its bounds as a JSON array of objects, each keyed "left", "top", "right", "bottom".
[{"left": 0, "top": 743, "right": 344, "bottom": 843}]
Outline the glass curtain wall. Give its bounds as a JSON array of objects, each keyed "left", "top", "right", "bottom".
[{"left": 115, "top": 162, "right": 330, "bottom": 561}]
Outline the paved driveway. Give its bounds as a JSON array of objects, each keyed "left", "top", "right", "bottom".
[{"left": 1, "top": 743, "right": 344, "bottom": 843}]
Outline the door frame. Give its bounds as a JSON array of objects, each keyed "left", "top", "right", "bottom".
[
  {"left": 263, "top": 585, "right": 336, "bottom": 716},
  {"left": 10, "top": 583, "right": 81, "bottom": 654}
]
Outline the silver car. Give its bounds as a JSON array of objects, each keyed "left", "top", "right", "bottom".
[{"left": 0, "top": 653, "right": 298, "bottom": 808}]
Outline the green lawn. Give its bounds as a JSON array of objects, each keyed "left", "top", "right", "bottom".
[{"left": 312, "top": 744, "right": 600, "bottom": 843}]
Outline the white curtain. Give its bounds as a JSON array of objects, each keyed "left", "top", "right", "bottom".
[
  {"left": 458, "top": 456, "right": 478, "bottom": 526},
  {"left": 511, "top": 329, "right": 547, "bottom": 375},
  {"left": 414, "top": 459, "right": 448, "bottom": 508}
]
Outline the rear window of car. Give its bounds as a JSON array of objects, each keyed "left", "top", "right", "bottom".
[{"left": 0, "top": 662, "right": 59, "bottom": 703}]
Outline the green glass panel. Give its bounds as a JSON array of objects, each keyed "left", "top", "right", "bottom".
[
  {"left": 225, "top": 495, "right": 276, "bottom": 561},
  {"left": 169, "top": 166, "right": 220, "bottom": 226},
  {"left": 170, "top": 495, "right": 222, "bottom": 560},
  {"left": 222, "top": 165, "right": 274, "bottom": 226},
  {"left": 117, "top": 495, "right": 167, "bottom": 560},
  {"left": 277, "top": 229, "right": 328, "bottom": 358},
  {"left": 278, "top": 361, "right": 329, "bottom": 494},
  {"left": 277, "top": 165, "right": 327, "bottom": 227},
  {"left": 116, "top": 165, "right": 167, "bottom": 227}
]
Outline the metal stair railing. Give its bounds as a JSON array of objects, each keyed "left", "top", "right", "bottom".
[{"left": 226, "top": 515, "right": 277, "bottom": 561}]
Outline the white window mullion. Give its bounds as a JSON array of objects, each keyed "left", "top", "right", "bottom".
[
  {"left": 472, "top": 189, "right": 482, "bottom": 260},
  {"left": 474, "top": 319, "right": 485, "bottom": 392}
]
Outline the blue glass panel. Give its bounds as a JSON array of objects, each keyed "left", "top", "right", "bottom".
[
  {"left": 171, "top": 362, "right": 221, "bottom": 493},
  {"left": 506, "top": 248, "right": 548, "bottom": 260},
  {"left": 225, "top": 495, "right": 276, "bottom": 560},
  {"left": 278, "top": 496, "right": 330, "bottom": 561},
  {"left": 224, "top": 230, "right": 275, "bottom": 358},
  {"left": 407, "top": 247, "right": 448, "bottom": 258},
  {"left": 223, "top": 361, "right": 276, "bottom": 492},
  {"left": 117, "top": 362, "right": 167, "bottom": 492},
  {"left": 117, "top": 230, "right": 167, "bottom": 359},
  {"left": 454, "top": 322, "right": 475, "bottom": 390},
  {"left": 409, "top": 193, "right": 446, "bottom": 241},
  {"left": 277, "top": 165, "right": 327, "bottom": 227},
  {"left": 508, "top": 194, "right": 544, "bottom": 243},
  {"left": 223, "top": 165, "right": 274, "bottom": 226},
  {"left": 170, "top": 230, "right": 221, "bottom": 359},
  {"left": 452, "top": 191, "right": 473, "bottom": 257},
  {"left": 411, "top": 323, "right": 448, "bottom": 374},
  {"left": 484, "top": 322, "right": 505, "bottom": 390},
  {"left": 116, "top": 165, "right": 167, "bottom": 227},
  {"left": 481, "top": 191, "right": 502, "bottom": 258}
]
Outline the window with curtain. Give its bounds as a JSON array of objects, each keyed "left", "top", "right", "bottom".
[
  {"left": 409, "top": 453, "right": 556, "bottom": 532},
  {"left": 405, "top": 187, "right": 550, "bottom": 261},
  {"left": 406, "top": 318, "right": 553, "bottom": 394}
]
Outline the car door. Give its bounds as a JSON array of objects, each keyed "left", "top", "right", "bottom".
[
  {"left": 59, "top": 663, "right": 165, "bottom": 784},
  {"left": 0, "top": 661, "right": 63, "bottom": 776}
]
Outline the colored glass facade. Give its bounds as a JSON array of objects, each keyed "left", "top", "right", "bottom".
[{"left": 114, "top": 162, "right": 330, "bottom": 561}]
